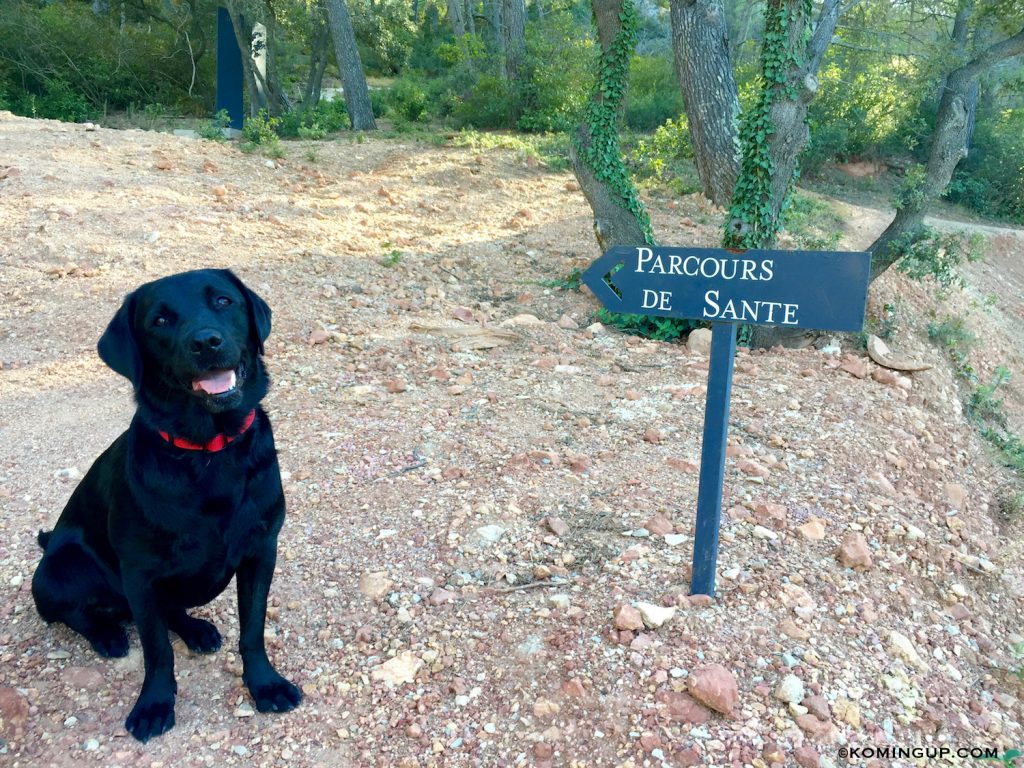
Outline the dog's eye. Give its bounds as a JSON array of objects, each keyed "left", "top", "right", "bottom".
[
  {"left": 153, "top": 316, "right": 169, "bottom": 328},
  {"left": 215, "top": 296, "right": 233, "bottom": 308}
]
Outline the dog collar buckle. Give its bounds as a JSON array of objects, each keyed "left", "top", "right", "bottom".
[{"left": 158, "top": 409, "right": 257, "bottom": 452}]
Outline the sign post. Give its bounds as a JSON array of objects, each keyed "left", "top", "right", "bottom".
[{"left": 582, "top": 245, "right": 870, "bottom": 596}]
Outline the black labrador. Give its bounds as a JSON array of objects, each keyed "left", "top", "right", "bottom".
[{"left": 31, "top": 269, "right": 301, "bottom": 742}]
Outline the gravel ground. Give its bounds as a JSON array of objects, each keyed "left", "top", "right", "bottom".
[{"left": 1, "top": 111, "right": 1024, "bottom": 768}]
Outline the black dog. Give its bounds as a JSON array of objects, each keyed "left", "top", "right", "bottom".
[{"left": 31, "top": 269, "right": 301, "bottom": 742}]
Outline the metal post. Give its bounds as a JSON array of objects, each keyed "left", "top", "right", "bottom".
[
  {"left": 690, "top": 322, "right": 738, "bottom": 597},
  {"left": 216, "top": 7, "right": 245, "bottom": 130}
]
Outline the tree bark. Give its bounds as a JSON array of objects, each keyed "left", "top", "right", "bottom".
[
  {"left": 570, "top": 0, "right": 653, "bottom": 251},
  {"left": 502, "top": 0, "right": 526, "bottom": 81},
  {"left": 324, "top": 0, "right": 378, "bottom": 130},
  {"left": 669, "top": 0, "right": 740, "bottom": 206},
  {"left": 722, "top": 0, "right": 843, "bottom": 349},
  {"left": 224, "top": 0, "right": 268, "bottom": 116},
  {"left": 868, "top": 23, "right": 1024, "bottom": 282},
  {"left": 448, "top": 0, "right": 467, "bottom": 38},
  {"left": 301, "top": 2, "right": 331, "bottom": 111}
]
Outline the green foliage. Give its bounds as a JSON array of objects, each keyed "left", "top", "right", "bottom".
[
  {"left": 575, "top": 0, "right": 654, "bottom": 245},
  {"left": 895, "top": 228, "right": 984, "bottom": 289},
  {"left": 351, "top": 0, "right": 416, "bottom": 74},
  {"left": 241, "top": 109, "right": 282, "bottom": 154},
  {"left": 629, "top": 116, "right": 700, "bottom": 195},
  {"left": 625, "top": 55, "right": 683, "bottom": 131},
  {"left": 595, "top": 309, "right": 699, "bottom": 342},
  {"left": 517, "top": 11, "right": 594, "bottom": 133},
  {"left": 927, "top": 315, "right": 975, "bottom": 352},
  {"left": 276, "top": 100, "right": 349, "bottom": 138},
  {"left": 946, "top": 108, "right": 1024, "bottom": 223},
  {"left": 724, "top": 0, "right": 813, "bottom": 249},
  {"left": 538, "top": 268, "right": 584, "bottom": 292},
  {"left": 385, "top": 78, "right": 430, "bottom": 124},
  {"left": 451, "top": 74, "right": 515, "bottom": 129},
  {"left": 197, "top": 110, "right": 232, "bottom": 142},
  {"left": 782, "top": 191, "right": 842, "bottom": 249},
  {"left": 0, "top": 0, "right": 210, "bottom": 118},
  {"left": 449, "top": 130, "right": 570, "bottom": 171}
]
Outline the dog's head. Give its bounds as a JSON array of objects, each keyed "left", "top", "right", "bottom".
[{"left": 98, "top": 270, "right": 272, "bottom": 414}]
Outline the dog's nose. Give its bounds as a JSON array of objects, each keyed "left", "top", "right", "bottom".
[{"left": 191, "top": 329, "right": 223, "bottom": 353}]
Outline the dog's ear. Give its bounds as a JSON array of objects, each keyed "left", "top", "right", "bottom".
[
  {"left": 223, "top": 270, "right": 272, "bottom": 354},
  {"left": 97, "top": 293, "right": 142, "bottom": 390}
]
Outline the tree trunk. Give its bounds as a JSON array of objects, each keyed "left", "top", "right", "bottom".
[
  {"left": 465, "top": 0, "right": 476, "bottom": 35},
  {"left": 868, "top": 23, "right": 1024, "bottom": 282},
  {"left": 301, "top": 3, "right": 331, "bottom": 111},
  {"left": 669, "top": 0, "right": 740, "bottom": 206},
  {"left": 570, "top": 0, "right": 654, "bottom": 251},
  {"left": 722, "top": 0, "right": 843, "bottom": 349},
  {"left": 324, "top": 0, "right": 378, "bottom": 130},
  {"left": 502, "top": 0, "right": 526, "bottom": 81},
  {"left": 448, "top": 0, "right": 466, "bottom": 38}
]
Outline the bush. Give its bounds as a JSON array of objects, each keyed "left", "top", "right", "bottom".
[
  {"left": 625, "top": 54, "right": 683, "bottom": 131},
  {"left": 630, "top": 116, "right": 698, "bottom": 194},
  {"left": 516, "top": 10, "right": 594, "bottom": 133},
  {"left": 276, "top": 99, "right": 349, "bottom": 138},
  {"left": 18, "top": 79, "right": 95, "bottom": 122},
  {"left": 386, "top": 77, "right": 429, "bottom": 124},
  {"left": 946, "top": 108, "right": 1024, "bottom": 223},
  {"left": 451, "top": 74, "right": 514, "bottom": 129}
]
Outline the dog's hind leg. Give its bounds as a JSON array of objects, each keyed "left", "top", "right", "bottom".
[
  {"left": 32, "top": 529, "right": 130, "bottom": 658},
  {"left": 167, "top": 609, "right": 222, "bottom": 654}
]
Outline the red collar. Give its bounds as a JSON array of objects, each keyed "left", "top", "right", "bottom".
[{"left": 158, "top": 409, "right": 257, "bottom": 452}]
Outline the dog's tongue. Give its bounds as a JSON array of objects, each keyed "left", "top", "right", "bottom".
[{"left": 192, "top": 369, "right": 236, "bottom": 395}]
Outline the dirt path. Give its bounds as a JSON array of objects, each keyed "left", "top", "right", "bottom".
[{"left": 2, "top": 112, "right": 1023, "bottom": 767}]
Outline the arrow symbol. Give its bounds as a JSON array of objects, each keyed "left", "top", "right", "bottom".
[{"left": 581, "top": 245, "right": 635, "bottom": 308}]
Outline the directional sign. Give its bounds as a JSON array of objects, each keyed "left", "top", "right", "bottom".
[
  {"left": 583, "top": 245, "right": 870, "bottom": 333},
  {"left": 582, "top": 244, "right": 870, "bottom": 597}
]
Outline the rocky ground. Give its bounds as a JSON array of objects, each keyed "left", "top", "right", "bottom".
[{"left": 1, "top": 111, "right": 1024, "bottom": 768}]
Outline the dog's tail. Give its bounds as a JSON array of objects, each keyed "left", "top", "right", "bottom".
[{"left": 37, "top": 529, "right": 52, "bottom": 550}]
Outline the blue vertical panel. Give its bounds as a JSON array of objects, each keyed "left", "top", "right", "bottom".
[
  {"left": 216, "top": 7, "right": 244, "bottom": 130},
  {"left": 690, "top": 322, "right": 738, "bottom": 597}
]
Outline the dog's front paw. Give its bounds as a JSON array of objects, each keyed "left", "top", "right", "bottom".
[
  {"left": 88, "top": 627, "right": 129, "bottom": 658},
  {"left": 247, "top": 673, "right": 303, "bottom": 713},
  {"left": 173, "top": 616, "right": 222, "bottom": 654},
  {"left": 125, "top": 693, "right": 175, "bottom": 742}
]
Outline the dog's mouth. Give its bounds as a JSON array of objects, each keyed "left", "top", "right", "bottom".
[{"left": 190, "top": 363, "right": 245, "bottom": 400}]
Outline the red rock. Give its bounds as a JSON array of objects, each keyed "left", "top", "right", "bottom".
[
  {"left": 753, "top": 502, "right": 787, "bottom": 522},
  {"left": 687, "top": 664, "right": 739, "bottom": 716},
  {"left": 687, "top": 594, "right": 713, "bottom": 608},
  {"left": 839, "top": 354, "right": 868, "bottom": 379},
  {"left": 656, "top": 691, "right": 709, "bottom": 724},
  {"left": 794, "top": 745, "right": 821, "bottom": 768},
  {"left": 837, "top": 532, "right": 873, "bottom": 570},
  {"left": 534, "top": 742, "right": 553, "bottom": 759},
  {"left": 678, "top": 746, "right": 702, "bottom": 766},
  {"left": 948, "top": 603, "right": 972, "bottom": 621},
  {"left": 384, "top": 379, "right": 407, "bottom": 393},
  {"left": 567, "top": 454, "right": 590, "bottom": 473},
  {"left": 307, "top": 328, "right": 330, "bottom": 345},
  {"left": 613, "top": 604, "right": 644, "bottom": 631},
  {"left": 795, "top": 714, "right": 835, "bottom": 741},
  {"left": 639, "top": 732, "right": 661, "bottom": 752},
  {"left": 643, "top": 514, "right": 673, "bottom": 536},
  {"left": 546, "top": 516, "right": 570, "bottom": 537},
  {"left": 429, "top": 588, "right": 455, "bottom": 606},
  {"left": 667, "top": 457, "right": 700, "bottom": 473},
  {"left": 736, "top": 459, "right": 770, "bottom": 478},
  {"left": 61, "top": 666, "right": 105, "bottom": 691},
  {"left": 0, "top": 687, "right": 29, "bottom": 739},
  {"left": 803, "top": 695, "right": 831, "bottom": 721},
  {"left": 561, "top": 679, "right": 586, "bottom": 698},
  {"left": 643, "top": 428, "right": 662, "bottom": 445}
]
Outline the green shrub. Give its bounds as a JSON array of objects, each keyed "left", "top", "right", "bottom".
[
  {"left": 198, "top": 109, "right": 232, "bottom": 142},
  {"left": 517, "top": 10, "right": 594, "bottom": 133},
  {"left": 946, "top": 108, "right": 1024, "bottom": 223},
  {"left": 17, "top": 78, "right": 95, "bottom": 122},
  {"left": 895, "top": 228, "right": 984, "bottom": 289},
  {"left": 451, "top": 74, "right": 514, "bottom": 129},
  {"left": 595, "top": 309, "right": 700, "bottom": 342},
  {"left": 625, "top": 54, "right": 683, "bottom": 131},
  {"left": 386, "top": 77, "right": 429, "bottom": 123},
  {"left": 241, "top": 109, "right": 282, "bottom": 154},
  {"left": 630, "top": 116, "right": 695, "bottom": 191},
  {"left": 277, "top": 99, "right": 349, "bottom": 138}
]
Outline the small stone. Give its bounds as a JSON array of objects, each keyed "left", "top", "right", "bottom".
[
  {"left": 945, "top": 483, "right": 968, "bottom": 510},
  {"left": 372, "top": 651, "right": 423, "bottom": 686},
  {"left": 429, "top": 588, "right": 455, "bottom": 606},
  {"left": 888, "top": 630, "right": 930, "bottom": 671},
  {"left": 667, "top": 457, "right": 700, "bottom": 473},
  {"left": 837, "top": 532, "right": 872, "bottom": 570},
  {"left": 0, "top": 687, "right": 29, "bottom": 737},
  {"left": 613, "top": 604, "right": 644, "bottom": 631},
  {"left": 737, "top": 459, "right": 770, "bottom": 478},
  {"left": 234, "top": 703, "right": 255, "bottom": 717},
  {"left": 533, "top": 698, "right": 560, "bottom": 718},
  {"left": 797, "top": 518, "right": 827, "bottom": 540},
  {"left": 534, "top": 742, "right": 554, "bottom": 759},
  {"left": 643, "top": 428, "right": 662, "bottom": 445},
  {"left": 779, "top": 619, "right": 810, "bottom": 641},
  {"left": 476, "top": 524, "right": 506, "bottom": 543},
  {"left": 752, "top": 525, "right": 778, "bottom": 540},
  {"left": 795, "top": 714, "right": 834, "bottom": 741},
  {"left": 643, "top": 514, "right": 673, "bottom": 536},
  {"left": 948, "top": 603, "right": 971, "bottom": 621},
  {"left": 556, "top": 314, "right": 578, "bottom": 329},
  {"left": 657, "top": 691, "right": 709, "bottom": 724},
  {"left": 687, "top": 328, "right": 713, "bottom": 356},
  {"left": 547, "top": 594, "right": 571, "bottom": 611},
  {"left": 384, "top": 379, "right": 407, "bottom": 394},
  {"left": 687, "top": 664, "right": 739, "bottom": 716},
  {"left": 803, "top": 695, "right": 831, "bottom": 721},
  {"left": 358, "top": 571, "right": 393, "bottom": 601},
  {"left": 794, "top": 745, "right": 821, "bottom": 768},
  {"left": 776, "top": 674, "right": 805, "bottom": 704},
  {"left": 839, "top": 354, "right": 868, "bottom": 379},
  {"left": 308, "top": 328, "right": 330, "bottom": 345},
  {"left": 664, "top": 533, "right": 687, "bottom": 546},
  {"left": 546, "top": 516, "right": 570, "bottom": 537},
  {"left": 636, "top": 602, "right": 676, "bottom": 629}
]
